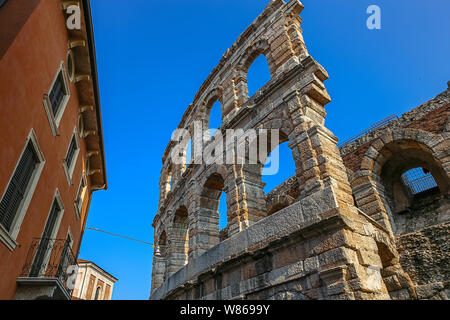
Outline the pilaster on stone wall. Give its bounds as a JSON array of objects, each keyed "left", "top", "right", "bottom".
[
  {"left": 283, "top": 72, "right": 354, "bottom": 210},
  {"left": 165, "top": 210, "right": 189, "bottom": 278},
  {"left": 230, "top": 164, "right": 267, "bottom": 236},
  {"left": 188, "top": 198, "right": 220, "bottom": 260},
  {"left": 151, "top": 254, "right": 166, "bottom": 295}
]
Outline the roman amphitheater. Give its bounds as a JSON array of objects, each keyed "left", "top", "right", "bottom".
[{"left": 150, "top": 0, "right": 450, "bottom": 300}]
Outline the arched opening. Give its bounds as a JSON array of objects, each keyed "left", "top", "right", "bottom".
[
  {"left": 151, "top": 230, "right": 167, "bottom": 289},
  {"left": 185, "top": 139, "right": 192, "bottom": 167},
  {"left": 178, "top": 139, "right": 192, "bottom": 174},
  {"left": 208, "top": 100, "right": 222, "bottom": 137},
  {"left": 262, "top": 142, "right": 296, "bottom": 192},
  {"left": 169, "top": 174, "right": 173, "bottom": 190},
  {"left": 199, "top": 173, "right": 227, "bottom": 248},
  {"left": 162, "top": 167, "right": 173, "bottom": 194},
  {"left": 94, "top": 286, "right": 101, "bottom": 300},
  {"left": 401, "top": 167, "right": 439, "bottom": 196},
  {"left": 260, "top": 132, "right": 298, "bottom": 215},
  {"left": 172, "top": 207, "right": 189, "bottom": 267},
  {"left": 160, "top": 168, "right": 172, "bottom": 202},
  {"left": 247, "top": 54, "right": 271, "bottom": 98},
  {"left": 218, "top": 191, "right": 228, "bottom": 241},
  {"left": 157, "top": 231, "right": 167, "bottom": 254},
  {"left": 377, "top": 140, "right": 449, "bottom": 235}
]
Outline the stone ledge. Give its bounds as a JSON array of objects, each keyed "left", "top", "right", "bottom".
[
  {"left": 151, "top": 186, "right": 343, "bottom": 300},
  {"left": 15, "top": 277, "right": 71, "bottom": 300}
]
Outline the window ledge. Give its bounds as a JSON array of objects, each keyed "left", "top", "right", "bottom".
[
  {"left": 62, "top": 162, "right": 73, "bottom": 187},
  {"left": 16, "top": 277, "right": 72, "bottom": 300},
  {"left": 0, "top": 224, "right": 19, "bottom": 251},
  {"left": 43, "top": 95, "right": 60, "bottom": 137},
  {"left": 73, "top": 202, "right": 81, "bottom": 220}
]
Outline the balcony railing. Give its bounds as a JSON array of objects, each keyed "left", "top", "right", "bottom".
[
  {"left": 20, "top": 238, "right": 78, "bottom": 297},
  {"left": 338, "top": 114, "right": 399, "bottom": 148}
]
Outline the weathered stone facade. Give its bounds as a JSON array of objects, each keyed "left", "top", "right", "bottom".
[
  {"left": 340, "top": 86, "right": 450, "bottom": 300},
  {"left": 150, "top": 0, "right": 449, "bottom": 300}
]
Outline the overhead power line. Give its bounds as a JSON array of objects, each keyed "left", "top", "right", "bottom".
[{"left": 86, "top": 224, "right": 155, "bottom": 247}]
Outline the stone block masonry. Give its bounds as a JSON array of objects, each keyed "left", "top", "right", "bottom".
[{"left": 150, "top": 0, "right": 449, "bottom": 300}]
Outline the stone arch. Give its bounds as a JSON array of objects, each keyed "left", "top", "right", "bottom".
[
  {"left": 165, "top": 152, "right": 189, "bottom": 193},
  {"left": 157, "top": 229, "right": 167, "bottom": 248},
  {"left": 159, "top": 167, "right": 173, "bottom": 204},
  {"left": 351, "top": 128, "right": 449, "bottom": 235},
  {"left": 151, "top": 229, "right": 168, "bottom": 292},
  {"left": 191, "top": 171, "right": 229, "bottom": 257},
  {"left": 165, "top": 206, "right": 189, "bottom": 276},
  {"left": 199, "top": 164, "right": 230, "bottom": 187},
  {"left": 256, "top": 115, "right": 301, "bottom": 215},
  {"left": 361, "top": 128, "right": 447, "bottom": 179},
  {"left": 234, "top": 39, "right": 275, "bottom": 105},
  {"left": 197, "top": 87, "right": 224, "bottom": 129},
  {"left": 238, "top": 38, "right": 276, "bottom": 76},
  {"left": 171, "top": 127, "right": 192, "bottom": 173}
]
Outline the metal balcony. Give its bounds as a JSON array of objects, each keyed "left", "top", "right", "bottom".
[{"left": 16, "top": 238, "right": 78, "bottom": 300}]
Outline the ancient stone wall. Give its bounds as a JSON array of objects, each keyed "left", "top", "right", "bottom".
[
  {"left": 150, "top": 0, "right": 448, "bottom": 300},
  {"left": 341, "top": 84, "right": 450, "bottom": 299},
  {"left": 151, "top": 188, "right": 399, "bottom": 300}
]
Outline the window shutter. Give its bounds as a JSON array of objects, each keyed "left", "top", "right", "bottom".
[
  {"left": 41, "top": 200, "right": 60, "bottom": 239},
  {"left": 66, "top": 136, "right": 77, "bottom": 168},
  {"left": 29, "top": 200, "right": 61, "bottom": 277},
  {"left": 0, "top": 142, "right": 38, "bottom": 231},
  {"left": 49, "top": 73, "right": 65, "bottom": 116}
]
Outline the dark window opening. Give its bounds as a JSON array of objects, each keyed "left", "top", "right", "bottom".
[
  {"left": 49, "top": 72, "right": 66, "bottom": 116},
  {"left": 0, "top": 142, "right": 38, "bottom": 231},
  {"left": 65, "top": 136, "right": 78, "bottom": 168},
  {"left": 30, "top": 199, "right": 61, "bottom": 277},
  {"left": 94, "top": 287, "right": 101, "bottom": 300}
]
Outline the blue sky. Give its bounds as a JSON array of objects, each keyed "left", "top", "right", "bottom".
[{"left": 80, "top": 0, "right": 450, "bottom": 300}]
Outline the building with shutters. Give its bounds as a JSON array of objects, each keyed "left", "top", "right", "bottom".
[
  {"left": 0, "top": 0, "right": 107, "bottom": 300},
  {"left": 72, "top": 259, "right": 117, "bottom": 300}
]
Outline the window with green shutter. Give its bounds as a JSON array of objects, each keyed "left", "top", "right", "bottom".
[
  {"left": 0, "top": 142, "right": 38, "bottom": 231},
  {"left": 49, "top": 72, "right": 66, "bottom": 117},
  {"left": 65, "top": 136, "right": 77, "bottom": 168},
  {"left": 29, "top": 199, "right": 62, "bottom": 277}
]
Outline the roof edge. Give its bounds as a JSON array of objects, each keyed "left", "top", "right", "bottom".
[{"left": 82, "top": 0, "right": 108, "bottom": 190}]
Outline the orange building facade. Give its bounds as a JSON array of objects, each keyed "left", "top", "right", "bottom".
[{"left": 0, "top": 0, "right": 107, "bottom": 300}]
